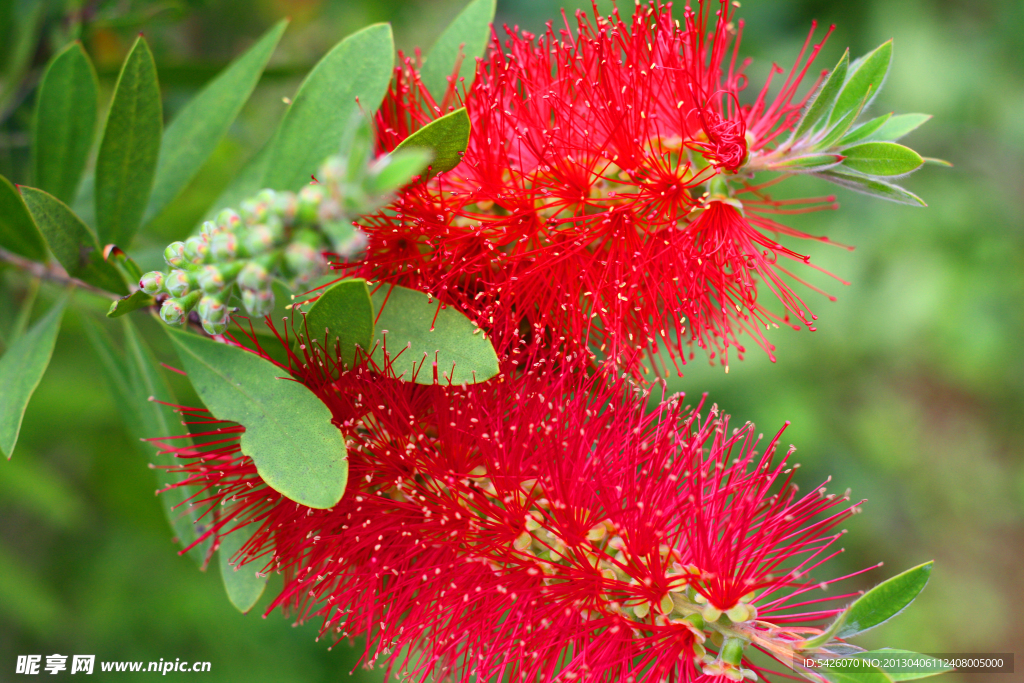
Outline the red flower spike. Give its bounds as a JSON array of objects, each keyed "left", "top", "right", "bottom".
[
  {"left": 153, "top": 341, "right": 870, "bottom": 682},
  {"left": 354, "top": 0, "right": 845, "bottom": 376}
]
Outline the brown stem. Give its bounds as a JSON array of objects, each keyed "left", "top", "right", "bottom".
[{"left": 0, "top": 246, "right": 120, "bottom": 300}]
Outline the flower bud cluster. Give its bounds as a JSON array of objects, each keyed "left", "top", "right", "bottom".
[
  {"left": 147, "top": 189, "right": 330, "bottom": 334},
  {"left": 141, "top": 136, "right": 396, "bottom": 334}
]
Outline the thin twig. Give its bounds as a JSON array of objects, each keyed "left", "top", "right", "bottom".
[{"left": 0, "top": 246, "right": 121, "bottom": 300}]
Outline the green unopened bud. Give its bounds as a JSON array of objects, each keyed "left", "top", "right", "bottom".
[
  {"left": 244, "top": 225, "right": 275, "bottom": 254},
  {"left": 164, "top": 241, "right": 187, "bottom": 267},
  {"left": 210, "top": 232, "right": 238, "bottom": 261},
  {"left": 285, "top": 241, "right": 323, "bottom": 279},
  {"left": 237, "top": 261, "right": 269, "bottom": 290},
  {"left": 197, "top": 295, "right": 228, "bottom": 324},
  {"left": 241, "top": 287, "right": 274, "bottom": 317},
  {"left": 326, "top": 222, "right": 367, "bottom": 259},
  {"left": 295, "top": 184, "right": 325, "bottom": 224},
  {"left": 317, "top": 155, "right": 346, "bottom": 187},
  {"left": 720, "top": 638, "right": 745, "bottom": 667},
  {"left": 197, "top": 265, "right": 226, "bottom": 294},
  {"left": 273, "top": 190, "right": 298, "bottom": 225},
  {"left": 317, "top": 196, "right": 343, "bottom": 222},
  {"left": 139, "top": 271, "right": 165, "bottom": 295},
  {"left": 199, "top": 220, "right": 218, "bottom": 240},
  {"left": 165, "top": 269, "right": 194, "bottom": 297},
  {"left": 238, "top": 198, "right": 264, "bottom": 224},
  {"left": 183, "top": 235, "right": 209, "bottom": 264},
  {"left": 202, "top": 319, "right": 230, "bottom": 335},
  {"left": 159, "top": 291, "right": 201, "bottom": 325},
  {"left": 255, "top": 188, "right": 277, "bottom": 207},
  {"left": 215, "top": 208, "right": 242, "bottom": 232}
]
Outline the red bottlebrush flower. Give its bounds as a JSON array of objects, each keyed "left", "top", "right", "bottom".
[
  {"left": 356, "top": 0, "right": 847, "bottom": 375},
  {"left": 153, "top": 339, "right": 872, "bottom": 682}
]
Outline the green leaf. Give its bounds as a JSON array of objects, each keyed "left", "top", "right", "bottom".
[
  {"left": 420, "top": 0, "right": 496, "bottom": 102},
  {"left": 838, "top": 113, "right": 892, "bottom": 147},
  {"left": 854, "top": 650, "right": 953, "bottom": 681},
  {"left": 368, "top": 148, "right": 433, "bottom": 194},
  {"left": 32, "top": 43, "right": 99, "bottom": 204},
  {"left": 20, "top": 186, "right": 129, "bottom": 294},
  {"left": 0, "top": 295, "right": 68, "bottom": 459},
  {"left": 831, "top": 41, "right": 892, "bottom": 127},
  {"left": 371, "top": 284, "right": 499, "bottom": 385},
  {"left": 0, "top": 175, "right": 47, "bottom": 261},
  {"left": 82, "top": 316, "right": 209, "bottom": 563},
  {"left": 394, "top": 107, "right": 471, "bottom": 177},
  {"left": 260, "top": 23, "right": 394, "bottom": 193},
  {"left": 144, "top": 20, "right": 287, "bottom": 224},
  {"left": 95, "top": 37, "right": 162, "bottom": 248},
  {"left": 771, "top": 154, "right": 843, "bottom": 172},
  {"left": 803, "top": 562, "right": 933, "bottom": 649},
  {"left": 166, "top": 327, "right": 348, "bottom": 509},
  {"left": 219, "top": 521, "right": 268, "bottom": 613},
  {"left": 836, "top": 561, "right": 933, "bottom": 638},
  {"left": 841, "top": 142, "right": 923, "bottom": 177},
  {"left": 794, "top": 50, "right": 849, "bottom": 139},
  {"left": 815, "top": 170, "right": 926, "bottom": 207},
  {"left": 106, "top": 289, "right": 154, "bottom": 318},
  {"left": 301, "top": 278, "right": 374, "bottom": 369},
  {"left": 863, "top": 114, "right": 932, "bottom": 143},
  {"left": 814, "top": 90, "right": 871, "bottom": 151}
]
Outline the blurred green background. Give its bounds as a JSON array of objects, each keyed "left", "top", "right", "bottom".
[{"left": 0, "top": 0, "right": 1021, "bottom": 681}]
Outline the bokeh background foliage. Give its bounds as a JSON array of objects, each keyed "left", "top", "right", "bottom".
[{"left": 0, "top": 0, "right": 1021, "bottom": 681}]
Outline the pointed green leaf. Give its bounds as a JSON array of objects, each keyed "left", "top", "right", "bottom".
[
  {"left": 302, "top": 278, "right": 374, "bottom": 369},
  {"left": 831, "top": 41, "right": 892, "bottom": 127},
  {"left": 219, "top": 521, "right": 268, "bottom": 612},
  {"left": 0, "top": 175, "right": 47, "bottom": 261},
  {"left": 368, "top": 148, "right": 433, "bottom": 194},
  {"left": 836, "top": 561, "right": 933, "bottom": 638},
  {"left": 32, "top": 43, "right": 99, "bottom": 204},
  {"left": 815, "top": 170, "right": 926, "bottom": 207},
  {"left": 260, "top": 23, "right": 394, "bottom": 193},
  {"left": 106, "top": 289, "right": 154, "bottom": 318},
  {"left": 371, "top": 284, "right": 499, "bottom": 385},
  {"left": 394, "top": 107, "right": 471, "bottom": 176},
  {"left": 838, "top": 113, "right": 892, "bottom": 147},
  {"left": 841, "top": 142, "right": 923, "bottom": 177},
  {"left": 95, "top": 37, "right": 162, "bottom": 248},
  {"left": 855, "top": 650, "right": 953, "bottom": 681},
  {"left": 814, "top": 87, "right": 872, "bottom": 151},
  {"left": 144, "top": 20, "right": 287, "bottom": 224},
  {"left": 0, "top": 295, "right": 68, "bottom": 459},
  {"left": 82, "top": 316, "right": 209, "bottom": 563},
  {"left": 166, "top": 328, "right": 348, "bottom": 509},
  {"left": 803, "top": 562, "right": 933, "bottom": 649},
  {"left": 863, "top": 114, "right": 932, "bottom": 143},
  {"left": 19, "top": 187, "right": 128, "bottom": 294},
  {"left": 794, "top": 49, "right": 849, "bottom": 139},
  {"left": 420, "top": 0, "right": 496, "bottom": 102}
]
